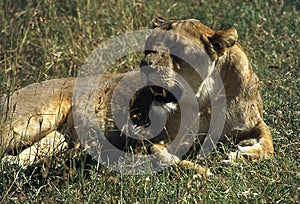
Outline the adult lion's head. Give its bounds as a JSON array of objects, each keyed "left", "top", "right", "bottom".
[{"left": 140, "top": 17, "right": 238, "bottom": 102}]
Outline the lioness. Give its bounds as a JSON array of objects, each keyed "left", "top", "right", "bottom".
[
  {"left": 0, "top": 18, "right": 273, "bottom": 177},
  {"left": 140, "top": 17, "right": 274, "bottom": 164}
]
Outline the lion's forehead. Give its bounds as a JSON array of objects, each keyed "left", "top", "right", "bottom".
[
  {"left": 145, "top": 19, "right": 216, "bottom": 56},
  {"left": 145, "top": 31, "right": 203, "bottom": 53},
  {"left": 158, "top": 19, "right": 215, "bottom": 38}
]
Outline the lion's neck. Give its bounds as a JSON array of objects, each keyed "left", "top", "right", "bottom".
[{"left": 195, "top": 61, "right": 217, "bottom": 108}]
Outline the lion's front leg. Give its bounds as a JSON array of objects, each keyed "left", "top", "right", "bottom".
[
  {"left": 151, "top": 144, "right": 211, "bottom": 178},
  {"left": 225, "top": 120, "right": 274, "bottom": 163}
]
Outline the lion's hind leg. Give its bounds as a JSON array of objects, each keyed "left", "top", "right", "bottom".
[
  {"left": 225, "top": 120, "right": 274, "bottom": 163},
  {"left": 2, "top": 131, "right": 68, "bottom": 167}
]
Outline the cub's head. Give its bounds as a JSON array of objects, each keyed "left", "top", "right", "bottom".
[{"left": 140, "top": 17, "right": 238, "bottom": 100}]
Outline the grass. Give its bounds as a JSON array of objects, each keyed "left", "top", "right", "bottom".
[{"left": 0, "top": 0, "right": 299, "bottom": 203}]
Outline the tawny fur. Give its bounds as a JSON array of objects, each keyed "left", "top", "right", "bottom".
[{"left": 141, "top": 18, "right": 274, "bottom": 165}]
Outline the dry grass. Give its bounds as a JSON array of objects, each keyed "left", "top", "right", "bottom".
[{"left": 0, "top": 0, "right": 299, "bottom": 203}]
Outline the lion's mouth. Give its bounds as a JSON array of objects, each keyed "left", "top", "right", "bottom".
[
  {"left": 149, "top": 85, "right": 179, "bottom": 103},
  {"left": 150, "top": 86, "right": 168, "bottom": 99},
  {"left": 141, "top": 71, "right": 183, "bottom": 102}
]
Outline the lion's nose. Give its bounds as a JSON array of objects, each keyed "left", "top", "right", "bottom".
[
  {"left": 140, "top": 57, "right": 155, "bottom": 66},
  {"left": 148, "top": 60, "right": 155, "bottom": 65}
]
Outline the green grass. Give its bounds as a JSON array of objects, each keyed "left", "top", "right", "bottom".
[{"left": 0, "top": 0, "right": 299, "bottom": 203}]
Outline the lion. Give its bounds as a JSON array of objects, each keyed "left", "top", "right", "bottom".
[
  {"left": 0, "top": 17, "right": 274, "bottom": 177},
  {"left": 139, "top": 17, "right": 274, "bottom": 165}
]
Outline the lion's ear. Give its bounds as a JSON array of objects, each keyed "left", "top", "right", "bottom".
[
  {"left": 209, "top": 27, "right": 238, "bottom": 54},
  {"left": 151, "top": 16, "right": 167, "bottom": 28}
]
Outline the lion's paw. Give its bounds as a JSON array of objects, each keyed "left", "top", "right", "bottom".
[
  {"left": 223, "top": 143, "right": 263, "bottom": 164},
  {"left": 151, "top": 145, "right": 180, "bottom": 165}
]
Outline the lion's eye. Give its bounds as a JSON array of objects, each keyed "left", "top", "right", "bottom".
[{"left": 212, "top": 42, "right": 222, "bottom": 51}]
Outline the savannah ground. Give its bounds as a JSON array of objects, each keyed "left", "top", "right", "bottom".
[{"left": 0, "top": 0, "right": 299, "bottom": 203}]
